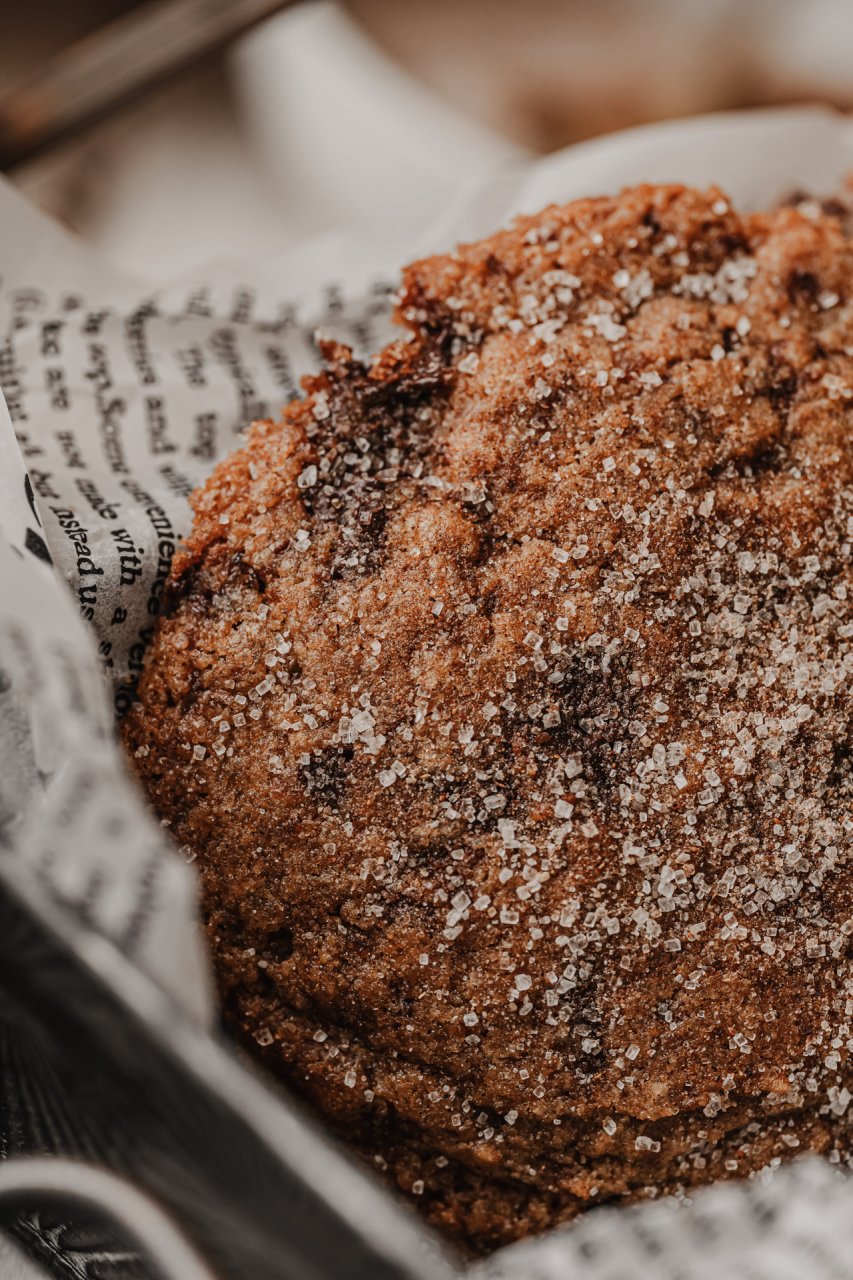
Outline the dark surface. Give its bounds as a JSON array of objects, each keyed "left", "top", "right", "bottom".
[{"left": 0, "top": 858, "right": 452, "bottom": 1280}]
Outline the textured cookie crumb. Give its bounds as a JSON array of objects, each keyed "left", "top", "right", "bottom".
[{"left": 124, "top": 184, "right": 853, "bottom": 1255}]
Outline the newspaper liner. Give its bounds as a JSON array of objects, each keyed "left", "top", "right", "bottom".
[{"left": 0, "top": 106, "right": 851, "bottom": 1272}]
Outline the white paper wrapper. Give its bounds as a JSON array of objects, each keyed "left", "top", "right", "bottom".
[
  {"left": 475, "top": 1158, "right": 853, "bottom": 1280},
  {"left": 1, "top": 104, "right": 852, "bottom": 1274}
]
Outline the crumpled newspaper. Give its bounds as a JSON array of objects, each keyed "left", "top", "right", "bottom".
[
  {"left": 0, "top": 104, "right": 851, "bottom": 1275},
  {"left": 475, "top": 1158, "right": 853, "bottom": 1279}
]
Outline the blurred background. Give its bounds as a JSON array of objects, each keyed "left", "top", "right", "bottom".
[{"left": 0, "top": 0, "right": 851, "bottom": 277}]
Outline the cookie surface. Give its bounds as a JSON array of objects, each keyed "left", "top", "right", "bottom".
[{"left": 124, "top": 185, "right": 853, "bottom": 1254}]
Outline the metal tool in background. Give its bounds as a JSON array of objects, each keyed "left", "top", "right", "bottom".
[{"left": 0, "top": 0, "right": 301, "bottom": 171}]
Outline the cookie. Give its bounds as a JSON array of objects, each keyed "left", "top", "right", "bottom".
[{"left": 124, "top": 184, "right": 853, "bottom": 1253}]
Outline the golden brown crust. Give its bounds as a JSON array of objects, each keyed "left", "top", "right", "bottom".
[{"left": 124, "top": 184, "right": 853, "bottom": 1254}]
